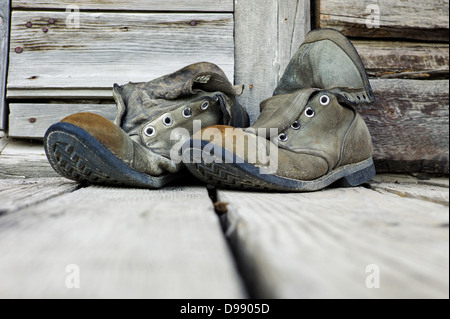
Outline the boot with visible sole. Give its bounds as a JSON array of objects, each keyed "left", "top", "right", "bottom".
[
  {"left": 182, "top": 89, "right": 376, "bottom": 192},
  {"left": 274, "top": 28, "right": 375, "bottom": 107},
  {"left": 44, "top": 62, "right": 250, "bottom": 188}
]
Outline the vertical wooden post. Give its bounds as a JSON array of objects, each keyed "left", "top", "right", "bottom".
[
  {"left": 234, "top": 0, "right": 311, "bottom": 123},
  {"left": 0, "top": 0, "right": 10, "bottom": 131}
]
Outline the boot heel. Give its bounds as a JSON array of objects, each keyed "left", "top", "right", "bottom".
[{"left": 339, "top": 161, "right": 376, "bottom": 187}]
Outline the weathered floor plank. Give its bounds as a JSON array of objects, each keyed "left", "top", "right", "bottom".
[
  {"left": 0, "top": 177, "right": 79, "bottom": 214},
  {"left": 369, "top": 181, "right": 449, "bottom": 206},
  {"left": 369, "top": 174, "right": 449, "bottom": 206},
  {"left": 363, "top": 79, "right": 449, "bottom": 175},
  {"left": 218, "top": 187, "right": 449, "bottom": 299},
  {"left": 0, "top": 185, "right": 246, "bottom": 299},
  {"left": 0, "top": 138, "right": 8, "bottom": 153},
  {"left": 0, "top": 140, "right": 58, "bottom": 179},
  {"left": 371, "top": 174, "right": 449, "bottom": 188}
]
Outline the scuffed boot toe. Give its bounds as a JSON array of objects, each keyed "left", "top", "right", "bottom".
[{"left": 44, "top": 113, "right": 181, "bottom": 188}]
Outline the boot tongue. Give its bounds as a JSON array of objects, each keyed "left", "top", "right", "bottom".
[
  {"left": 145, "top": 62, "right": 238, "bottom": 100},
  {"left": 251, "top": 88, "right": 319, "bottom": 132},
  {"left": 113, "top": 62, "right": 247, "bottom": 132}
]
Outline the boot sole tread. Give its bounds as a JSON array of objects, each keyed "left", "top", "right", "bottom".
[
  {"left": 44, "top": 122, "right": 180, "bottom": 189},
  {"left": 183, "top": 140, "right": 376, "bottom": 192}
]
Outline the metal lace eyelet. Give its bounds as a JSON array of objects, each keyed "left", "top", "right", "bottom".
[
  {"left": 201, "top": 101, "right": 210, "bottom": 111},
  {"left": 291, "top": 121, "right": 301, "bottom": 130},
  {"left": 278, "top": 133, "right": 288, "bottom": 142},
  {"left": 162, "top": 115, "right": 174, "bottom": 127},
  {"left": 182, "top": 107, "right": 193, "bottom": 118},
  {"left": 305, "top": 107, "right": 315, "bottom": 118},
  {"left": 144, "top": 125, "right": 156, "bottom": 137},
  {"left": 319, "top": 95, "right": 330, "bottom": 106}
]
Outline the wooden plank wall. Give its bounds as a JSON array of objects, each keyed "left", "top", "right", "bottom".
[
  {"left": 4, "top": 0, "right": 450, "bottom": 175},
  {"left": 6, "top": 0, "right": 235, "bottom": 137},
  {"left": 317, "top": 0, "right": 450, "bottom": 174},
  {"left": 0, "top": 1, "right": 10, "bottom": 131},
  {"left": 7, "top": 11, "right": 235, "bottom": 99},
  {"left": 11, "top": 0, "right": 234, "bottom": 12},
  {"left": 235, "top": 0, "right": 311, "bottom": 123}
]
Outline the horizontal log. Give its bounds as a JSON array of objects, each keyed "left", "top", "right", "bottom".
[
  {"left": 7, "top": 11, "right": 234, "bottom": 100},
  {"left": 8, "top": 80, "right": 449, "bottom": 175},
  {"left": 317, "top": 0, "right": 450, "bottom": 42},
  {"left": 9, "top": 103, "right": 117, "bottom": 138},
  {"left": 363, "top": 79, "right": 449, "bottom": 174},
  {"left": 354, "top": 41, "right": 449, "bottom": 80},
  {"left": 11, "top": 0, "right": 234, "bottom": 12}
]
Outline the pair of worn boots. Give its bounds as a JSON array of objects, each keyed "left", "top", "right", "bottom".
[{"left": 44, "top": 28, "right": 376, "bottom": 192}]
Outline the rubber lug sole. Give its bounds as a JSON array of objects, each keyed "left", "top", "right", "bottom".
[
  {"left": 182, "top": 140, "right": 376, "bottom": 192},
  {"left": 44, "top": 122, "right": 181, "bottom": 188}
]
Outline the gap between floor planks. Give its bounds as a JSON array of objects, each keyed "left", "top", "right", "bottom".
[
  {"left": 1, "top": 139, "right": 449, "bottom": 299},
  {"left": 0, "top": 181, "right": 247, "bottom": 299}
]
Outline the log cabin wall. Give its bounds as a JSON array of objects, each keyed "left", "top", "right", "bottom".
[
  {"left": 316, "top": 0, "right": 449, "bottom": 174},
  {"left": 4, "top": 0, "right": 236, "bottom": 138},
  {"left": 1, "top": 0, "right": 449, "bottom": 175}
]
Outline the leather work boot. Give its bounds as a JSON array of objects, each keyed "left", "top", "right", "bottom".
[
  {"left": 181, "top": 89, "right": 376, "bottom": 192},
  {"left": 44, "top": 62, "right": 250, "bottom": 188},
  {"left": 274, "top": 28, "right": 375, "bottom": 107}
]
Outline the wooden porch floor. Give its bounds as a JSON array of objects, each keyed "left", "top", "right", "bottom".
[{"left": 0, "top": 138, "right": 448, "bottom": 299}]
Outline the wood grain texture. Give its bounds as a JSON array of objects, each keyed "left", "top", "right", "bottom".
[
  {"left": 317, "top": 0, "right": 450, "bottom": 42},
  {"left": 0, "top": 138, "right": 8, "bottom": 153},
  {"left": 9, "top": 103, "right": 117, "bottom": 138},
  {"left": 372, "top": 174, "right": 449, "bottom": 189},
  {"left": 7, "top": 11, "right": 234, "bottom": 99},
  {"left": 235, "top": 0, "right": 311, "bottom": 123},
  {"left": 0, "top": 186, "right": 246, "bottom": 299},
  {"left": 0, "top": 140, "right": 59, "bottom": 179},
  {"left": 364, "top": 79, "right": 449, "bottom": 174},
  {"left": 354, "top": 41, "right": 449, "bottom": 79},
  {"left": 369, "top": 181, "right": 449, "bottom": 206},
  {"left": 0, "top": 177, "right": 79, "bottom": 215},
  {"left": 12, "top": 0, "right": 234, "bottom": 12},
  {"left": 7, "top": 80, "right": 450, "bottom": 176},
  {"left": 218, "top": 188, "right": 449, "bottom": 299},
  {"left": 0, "top": 1, "right": 10, "bottom": 130}
]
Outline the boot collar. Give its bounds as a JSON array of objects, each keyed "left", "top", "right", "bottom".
[{"left": 113, "top": 62, "right": 248, "bottom": 131}]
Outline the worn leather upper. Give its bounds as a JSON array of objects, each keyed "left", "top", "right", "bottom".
[
  {"left": 63, "top": 63, "right": 250, "bottom": 177},
  {"left": 274, "top": 28, "right": 375, "bottom": 107},
  {"left": 196, "top": 89, "right": 374, "bottom": 181}
]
